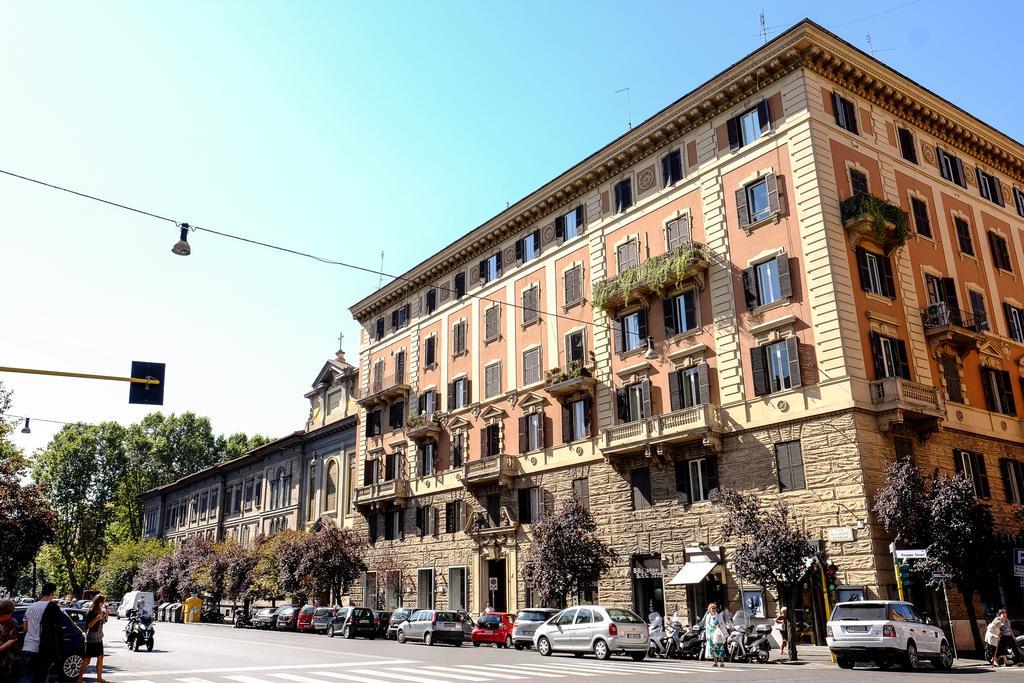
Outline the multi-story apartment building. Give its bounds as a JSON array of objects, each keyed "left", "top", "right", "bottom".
[
  {"left": 348, "top": 19, "right": 1024, "bottom": 644},
  {"left": 141, "top": 349, "right": 360, "bottom": 545}
]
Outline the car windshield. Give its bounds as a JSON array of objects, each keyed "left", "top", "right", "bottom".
[
  {"left": 392, "top": 609, "right": 411, "bottom": 620},
  {"left": 606, "top": 608, "right": 644, "bottom": 624},
  {"left": 279, "top": 607, "right": 295, "bottom": 615},
  {"left": 300, "top": 606, "right": 316, "bottom": 615},
  {"left": 832, "top": 604, "right": 888, "bottom": 621},
  {"left": 436, "top": 611, "right": 460, "bottom": 622},
  {"left": 258, "top": 608, "right": 273, "bottom": 616},
  {"left": 518, "top": 610, "right": 552, "bottom": 621},
  {"left": 314, "top": 609, "right": 332, "bottom": 617}
]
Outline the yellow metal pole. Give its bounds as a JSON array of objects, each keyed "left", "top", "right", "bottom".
[
  {"left": 0, "top": 366, "right": 160, "bottom": 385},
  {"left": 894, "top": 560, "right": 906, "bottom": 601},
  {"left": 820, "top": 562, "right": 836, "bottom": 663}
]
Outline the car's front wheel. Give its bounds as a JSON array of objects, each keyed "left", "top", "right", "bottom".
[
  {"left": 504, "top": 635, "right": 513, "bottom": 649},
  {"left": 593, "top": 639, "right": 610, "bottom": 660},
  {"left": 933, "top": 641, "right": 954, "bottom": 670},
  {"left": 837, "top": 656, "right": 855, "bottom": 669},
  {"left": 397, "top": 630, "right": 407, "bottom": 644},
  {"left": 61, "top": 654, "right": 83, "bottom": 680},
  {"left": 537, "top": 636, "right": 552, "bottom": 656},
  {"left": 327, "top": 624, "right": 335, "bottom": 638},
  {"left": 903, "top": 641, "right": 919, "bottom": 671},
  {"left": 343, "top": 625, "right": 352, "bottom": 639},
  {"left": 424, "top": 631, "right": 433, "bottom": 646}
]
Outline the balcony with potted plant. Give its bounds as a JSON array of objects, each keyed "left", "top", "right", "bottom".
[
  {"left": 840, "top": 192, "right": 910, "bottom": 255},
  {"left": 543, "top": 362, "right": 596, "bottom": 398},
  {"left": 591, "top": 242, "right": 709, "bottom": 314}
]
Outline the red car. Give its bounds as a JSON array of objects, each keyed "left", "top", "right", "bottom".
[
  {"left": 471, "top": 612, "right": 516, "bottom": 648},
  {"left": 296, "top": 605, "right": 317, "bottom": 633}
]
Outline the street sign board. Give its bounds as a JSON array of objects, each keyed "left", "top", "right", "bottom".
[
  {"left": 129, "top": 361, "right": 165, "bottom": 405},
  {"left": 932, "top": 573, "right": 952, "bottom": 582},
  {"left": 489, "top": 577, "right": 498, "bottom": 591},
  {"left": 1014, "top": 547, "right": 1024, "bottom": 578},
  {"left": 894, "top": 549, "right": 928, "bottom": 560},
  {"left": 827, "top": 527, "right": 855, "bottom": 543}
]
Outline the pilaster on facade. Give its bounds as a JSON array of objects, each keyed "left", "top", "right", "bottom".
[
  {"left": 703, "top": 164, "right": 742, "bottom": 406},
  {"left": 587, "top": 220, "right": 613, "bottom": 435}
]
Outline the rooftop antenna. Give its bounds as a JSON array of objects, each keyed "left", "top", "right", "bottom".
[
  {"left": 865, "top": 32, "right": 896, "bottom": 57},
  {"left": 759, "top": 11, "right": 768, "bottom": 44},
  {"left": 378, "top": 250, "right": 384, "bottom": 289},
  {"left": 866, "top": 32, "right": 874, "bottom": 54},
  {"left": 615, "top": 87, "right": 632, "bottom": 130}
]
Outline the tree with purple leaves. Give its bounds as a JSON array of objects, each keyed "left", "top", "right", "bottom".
[
  {"left": 712, "top": 487, "right": 815, "bottom": 662},
  {"left": 295, "top": 525, "right": 367, "bottom": 605},
  {"left": 0, "top": 437, "right": 55, "bottom": 595},
  {"left": 528, "top": 494, "right": 615, "bottom": 608}
]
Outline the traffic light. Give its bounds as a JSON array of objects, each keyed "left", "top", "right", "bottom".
[{"left": 826, "top": 561, "right": 839, "bottom": 592}]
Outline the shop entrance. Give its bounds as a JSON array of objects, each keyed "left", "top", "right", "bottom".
[
  {"left": 631, "top": 554, "right": 664, "bottom": 618},
  {"left": 795, "top": 570, "right": 827, "bottom": 645},
  {"left": 486, "top": 559, "right": 507, "bottom": 612}
]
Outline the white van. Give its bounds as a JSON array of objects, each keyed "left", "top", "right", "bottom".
[{"left": 118, "top": 591, "right": 156, "bottom": 619}]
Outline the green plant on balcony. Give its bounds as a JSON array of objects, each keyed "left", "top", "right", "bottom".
[
  {"left": 591, "top": 244, "right": 700, "bottom": 313},
  {"left": 545, "top": 362, "right": 592, "bottom": 386},
  {"left": 840, "top": 193, "right": 911, "bottom": 248}
]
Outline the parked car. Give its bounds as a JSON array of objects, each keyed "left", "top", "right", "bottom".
[
  {"left": 275, "top": 605, "right": 299, "bottom": 631},
  {"left": 534, "top": 606, "right": 648, "bottom": 661},
  {"left": 397, "top": 610, "right": 464, "bottom": 646},
  {"left": 14, "top": 605, "right": 87, "bottom": 680},
  {"left": 372, "top": 610, "right": 392, "bottom": 638},
  {"left": 386, "top": 608, "right": 413, "bottom": 640},
  {"left": 311, "top": 607, "right": 338, "bottom": 634},
  {"left": 328, "top": 607, "right": 376, "bottom": 639},
  {"left": 512, "top": 608, "right": 559, "bottom": 650},
  {"left": 253, "top": 607, "right": 278, "bottom": 629},
  {"left": 296, "top": 605, "right": 317, "bottom": 633},
  {"left": 105, "top": 601, "right": 120, "bottom": 616},
  {"left": 472, "top": 612, "right": 516, "bottom": 648},
  {"left": 826, "top": 600, "right": 953, "bottom": 671}
]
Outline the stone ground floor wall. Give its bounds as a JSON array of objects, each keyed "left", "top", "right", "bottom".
[{"left": 348, "top": 409, "right": 1023, "bottom": 647}]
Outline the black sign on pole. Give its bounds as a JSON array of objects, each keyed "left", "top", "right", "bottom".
[{"left": 129, "top": 361, "right": 166, "bottom": 405}]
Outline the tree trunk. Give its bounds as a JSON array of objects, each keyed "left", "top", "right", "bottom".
[
  {"left": 958, "top": 584, "right": 983, "bottom": 657},
  {"left": 780, "top": 584, "right": 799, "bottom": 662}
]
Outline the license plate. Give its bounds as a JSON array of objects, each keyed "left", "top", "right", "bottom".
[
  {"left": 443, "top": 622, "right": 456, "bottom": 630},
  {"left": 626, "top": 633, "right": 642, "bottom": 639},
  {"left": 846, "top": 626, "right": 868, "bottom": 632},
  {"left": 483, "top": 630, "right": 493, "bottom": 634}
]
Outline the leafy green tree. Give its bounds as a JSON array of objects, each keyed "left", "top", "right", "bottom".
[
  {"left": 219, "top": 433, "right": 271, "bottom": 460},
  {"left": 528, "top": 494, "right": 616, "bottom": 608},
  {"left": 33, "top": 421, "right": 127, "bottom": 597},
  {"left": 96, "top": 538, "right": 169, "bottom": 598},
  {"left": 712, "top": 488, "right": 815, "bottom": 662}
]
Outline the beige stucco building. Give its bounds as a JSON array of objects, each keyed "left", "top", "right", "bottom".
[{"left": 345, "top": 18, "right": 1024, "bottom": 647}]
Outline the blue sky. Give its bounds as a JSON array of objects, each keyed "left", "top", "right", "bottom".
[{"left": 2, "top": 0, "right": 1021, "bottom": 454}]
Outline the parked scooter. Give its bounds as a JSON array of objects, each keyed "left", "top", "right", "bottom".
[
  {"left": 233, "top": 607, "right": 253, "bottom": 629},
  {"left": 725, "top": 612, "right": 772, "bottom": 664},
  {"left": 124, "top": 608, "right": 156, "bottom": 652},
  {"left": 647, "top": 611, "right": 669, "bottom": 659},
  {"left": 678, "top": 622, "right": 704, "bottom": 660},
  {"left": 202, "top": 608, "right": 224, "bottom": 624},
  {"left": 663, "top": 616, "right": 684, "bottom": 659}
]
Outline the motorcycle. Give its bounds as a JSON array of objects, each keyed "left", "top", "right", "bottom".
[
  {"left": 726, "top": 623, "right": 772, "bottom": 664},
  {"left": 678, "top": 623, "right": 704, "bottom": 660},
  {"left": 663, "top": 619, "right": 684, "bottom": 659},
  {"left": 233, "top": 608, "right": 253, "bottom": 629},
  {"left": 124, "top": 609, "right": 156, "bottom": 652},
  {"left": 202, "top": 608, "right": 225, "bottom": 624},
  {"left": 647, "top": 611, "right": 669, "bottom": 659}
]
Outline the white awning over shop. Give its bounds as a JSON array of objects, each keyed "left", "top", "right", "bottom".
[{"left": 667, "top": 547, "right": 721, "bottom": 586}]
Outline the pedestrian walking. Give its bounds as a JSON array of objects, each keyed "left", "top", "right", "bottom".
[
  {"left": 989, "top": 609, "right": 1023, "bottom": 666},
  {"left": 78, "top": 594, "right": 108, "bottom": 683},
  {"left": 775, "top": 606, "right": 789, "bottom": 657},
  {"left": 703, "top": 602, "right": 728, "bottom": 668},
  {"left": 0, "top": 600, "right": 20, "bottom": 683},
  {"left": 21, "top": 582, "right": 63, "bottom": 683}
]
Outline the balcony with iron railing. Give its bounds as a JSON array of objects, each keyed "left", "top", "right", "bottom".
[
  {"left": 357, "top": 372, "right": 411, "bottom": 407},
  {"left": 840, "top": 193, "right": 911, "bottom": 254},
  {"left": 591, "top": 242, "right": 710, "bottom": 313},
  {"left": 354, "top": 475, "right": 410, "bottom": 508},
  {"left": 869, "top": 376, "right": 944, "bottom": 434},
  {"left": 601, "top": 403, "right": 719, "bottom": 455},
  {"left": 462, "top": 454, "right": 514, "bottom": 487},
  {"left": 921, "top": 302, "right": 986, "bottom": 353}
]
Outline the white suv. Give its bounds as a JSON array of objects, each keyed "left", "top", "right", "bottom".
[{"left": 826, "top": 600, "right": 953, "bottom": 671}]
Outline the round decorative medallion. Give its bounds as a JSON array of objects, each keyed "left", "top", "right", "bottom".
[
  {"left": 504, "top": 246, "right": 515, "bottom": 264},
  {"left": 1001, "top": 420, "right": 1008, "bottom": 431},
  {"left": 956, "top": 409, "right": 965, "bottom": 420},
  {"left": 965, "top": 170, "right": 976, "bottom": 186},
  {"left": 922, "top": 143, "right": 936, "bottom": 164},
  {"left": 776, "top": 399, "right": 789, "bottom": 412},
  {"left": 1002, "top": 183, "right": 1012, "bottom": 202},
  {"left": 638, "top": 169, "right": 655, "bottom": 191},
  {"left": 529, "top": 456, "right": 537, "bottom": 466},
  {"left": 542, "top": 225, "right": 555, "bottom": 244}
]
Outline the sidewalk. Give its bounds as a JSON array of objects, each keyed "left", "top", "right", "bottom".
[{"left": 776, "top": 645, "right": 834, "bottom": 665}]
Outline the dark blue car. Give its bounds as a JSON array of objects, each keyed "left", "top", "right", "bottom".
[{"left": 13, "top": 605, "right": 87, "bottom": 681}]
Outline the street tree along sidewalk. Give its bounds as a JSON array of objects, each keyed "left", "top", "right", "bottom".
[
  {"left": 711, "top": 487, "right": 815, "bottom": 662},
  {"left": 528, "top": 493, "right": 616, "bottom": 608},
  {"left": 874, "top": 459, "right": 1014, "bottom": 656}
]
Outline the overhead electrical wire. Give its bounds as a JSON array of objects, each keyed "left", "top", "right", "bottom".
[{"left": 0, "top": 168, "right": 606, "bottom": 330}]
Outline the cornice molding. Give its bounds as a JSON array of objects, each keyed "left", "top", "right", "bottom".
[{"left": 351, "top": 20, "right": 1024, "bottom": 322}]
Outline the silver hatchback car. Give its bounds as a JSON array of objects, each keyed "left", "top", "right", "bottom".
[{"left": 534, "top": 605, "right": 648, "bottom": 661}]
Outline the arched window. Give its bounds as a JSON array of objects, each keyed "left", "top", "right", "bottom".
[
  {"left": 271, "top": 467, "right": 287, "bottom": 509},
  {"left": 325, "top": 461, "right": 339, "bottom": 511}
]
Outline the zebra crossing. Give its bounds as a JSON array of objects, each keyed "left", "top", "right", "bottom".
[{"left": 109, "top": 656, "right": 792, "bottom": 683}]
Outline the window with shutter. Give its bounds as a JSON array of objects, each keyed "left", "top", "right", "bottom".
[
  {"left": 1005, "top": 303, "right": 1024, "bottom": 342},
  {"left": 910, "top": 197, "right": 930, "bottom": 237},
  {"left": 484, "top": 363, "right": 502, "bottom": 398},
  {"left": 523, "top": 347, "right": 541, "bottom": 385},
  {"left": 940, "top": 355, "right": 963, "bottom": 403},
  {"left": 832, "top": 92, "right": 858, "bottom": 134},
  {"left": 522, "top": 287, "right": 540, "bottom": 324},
  {"left": 981, "top": 367, "right": 1017, "bottom": 415},
  {"left": 664, "top": 288, "right": 698, "bottom": 336},
  {"left": 953, "top": 217, "right": 974, "bottom": 255},
  {"left": 897, "top": 127, "right": 918, "bottom": 163},
  {"left": 775, "top": 440, "right": 805, "bottom": 491},
  {"left": 937, "top": 148, "right": 966, "bottom": 187},
  {"left": 451, "top": 434, "right": 464, "bottom": 468},
  {"left": 565, "top": 330, "right": 585, "bottom": 365},
  {"left": 572, "top": 477, "right": 590, "bottom": 510},
  {"left": 452, "top": 377, "right": 468, "bottom": 409},
  {"left": 661, "top": 149, "right": 683, "bottom": 186},
  {"left": 453, "top": 321, "right": 467, "bottom": 354},
  {"left": 424, "top": 336, "right": 436, "bottom": 366},
  {"left": 976, "top": 168, "right": 1003, "bottom": 206},
  {"left": 955, "top": 449, "right": 991, "bottom": 499},
  {"left": 630, "top": 467, "right": 652, "bottom": 510},
  {"left": 395, "top": 351, "right": 406, "bottom": 383},
  {"left": 563, "top": 266, "right": 583, "bottom": 306},
  {"left": 743, "top": 177, "right": 772, "bottom": 223},
  {"left": 613, "top": 179, "right": 633, "bottom": 213},
  {"left": 988, "top": 232, "right": 1013, "bottom": 272},
  {"left": 849, "top": 169, "right": 869, "bottom": 197},
  {"left": 665, "top": 215, "right": 691, "bottom": 251},
  {"left": 616, "top": 239, "right": 639, "bottom": 272},
  {"left": 761, "top": 339, "right": 794, "bottom": 393},
  {"left": 968, "top": 291, "right": 988, "bottom": 333},
  {"left": 425, "top": 288, "right": 437, "bottom": 314},
  {"left": 454, "top": 272, "right": 466, "bottom": 299},
  {"left": 484, "top": 306, "right": 500, "bottom": 341},
  {"left": 616, "top": 310, "right": 645, "bottom": 353},
  {"left": 1003, "top": 459, "right": 1024, "bottom": 504},
  {"left": 1014, "top": 187, "right": 1024, "bottom": 218}
]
